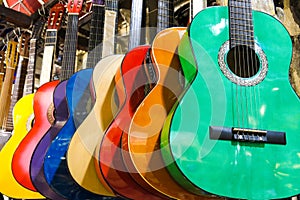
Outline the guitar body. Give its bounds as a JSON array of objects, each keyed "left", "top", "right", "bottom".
[
  {"left": 124, "top": 27, "right": 209, "bottom": 199},
  {"left": 66, "top": 55, "right": 124, "bottom": 196},
  {"left": 0, "top": 93, "right": 44, "bottom": 199},
  {"left": 18, "top": 81, "right": 66, "bottom": 200},
  {"left": 43, "top": 74, "right": 107, "bottom": 199},
  {"left": 163, "top": 6, "right": 300, "bottom": 199},
  {"left": 98, "top": 45, "right": 164, "bottom": 199}
]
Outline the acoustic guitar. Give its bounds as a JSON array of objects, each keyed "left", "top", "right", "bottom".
[
  {"left": 67, "top": 55, "right": 124, "bottom": 197},
  {"left": 0, "top": 40, "right": 44, "bottom": 199},
  {"left": 41, "top": 0, "right": 113, "bottom": 199},
  {"left": 161, "top": 0, "right": 300, "bottom": 199},
  {"left": 11, "top": 4, "right": 66, "bottom": 199},
  {"left": 66, "top": 0, "right": 121, "bottom": 195},
  {"left": 97, "top": 45, "right": 168, "bottom": 199}
]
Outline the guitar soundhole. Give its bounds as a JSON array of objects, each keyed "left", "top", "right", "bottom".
[{"left": 226, "top": 45, "right": 260, "bottom": 78}]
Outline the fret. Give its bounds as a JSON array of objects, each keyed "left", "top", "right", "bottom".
[
  {"left": 60, "top": 13, "right": 79, "bottom": 80},
  {"left": 86, "top": 4, "right": 105, "bottom": 68},
  {"left": 24, "top": 38, "right": 36, "bottom": 95},
  {"left": 157, "top": 0, "right": 174, "bottom": 32},
  {"left": 229, "top": 0, "right": 254, "bottom": 48}
]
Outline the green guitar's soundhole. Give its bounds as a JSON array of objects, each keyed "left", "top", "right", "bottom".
[{"left": 226, "top": 45, "right": 260, "bottom": 78}]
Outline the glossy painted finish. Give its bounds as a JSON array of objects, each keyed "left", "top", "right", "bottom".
[
  {"left": 66, "top": 55, "right": 124, "bottom": 196},
  {"left": 124, "top": 27, "right": 210, "bottom": 199},
  {"left": 98, "top": 45, "right": 165, "bottom": 199},
  {"left": 162, "top": 7, "right": 300, "bottom": 199},
  {"left": 43, "top": 75, "right": 107, "bottom": 199},
  {"left": 0, "top": 93, "right": 45, "bottom": 199},
  {"left": 28, "top": 81, "right": 67, "bottom": 200}
]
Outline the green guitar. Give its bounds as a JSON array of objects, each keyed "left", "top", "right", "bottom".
[{"left": 160, "top": 1, "right": 300, "bottom": 199}]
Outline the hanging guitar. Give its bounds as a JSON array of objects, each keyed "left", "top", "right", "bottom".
[
  {"left": 161, "top": 0, "right": 300, "bottom": 199},
  {"left": 41, "top": 0, "right": 112, "bottom": 199},
  {"left": 11, "top": 4, "right": 66, "bottom": 199},
  {"left": 66, "top": 0, "right": 123, "bottom": 196}
]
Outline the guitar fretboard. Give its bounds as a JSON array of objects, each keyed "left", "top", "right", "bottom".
[
  {"left": 60, "top": 14, "right": 79, "bottom": 80},
  {"left": 229, "top": 0, "right": 254, "bottom": 48},
  {"left": 24, "top": 39, "right": 36, "bottom": 95},
  {"left": 86, "top": 4, "right": 105, "bottom": 68},
  {"left": 128, "top": 0, "right": 144, "bottom": 50},
  {"left": 157, "top": 0, "right": 174, "bottom": 32}
]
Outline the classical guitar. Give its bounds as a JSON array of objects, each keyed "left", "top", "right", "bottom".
[
  {"left": 67, "top": 55, "right": 124, "bottom": 197},
  {"left": 120, "top": 0, "right": 211, "bottom": 198},
  {"left": 161, "top": 0, "right": 300, "bottom": 199},
  {"left": 11, "top": 4, "right": 66, "bottom": 199},
  {"left": 66, "top": 0, "right": 121, "bottom": 195},
  {"left": 41, "top": 0, "right": 116, "bottom": 197},
  {"left": 97, "top": 45, "right": 169, "bottom": 199},
  {"left": 0, "top": 40, "right": 44, "bottom": 199},
  {"left": 41, "top": 0, "right": 113, "bottom": 199}
]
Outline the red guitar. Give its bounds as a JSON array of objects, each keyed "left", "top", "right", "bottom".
[{"left": 11, "top": 3, "right": 65, "bottom": 198}]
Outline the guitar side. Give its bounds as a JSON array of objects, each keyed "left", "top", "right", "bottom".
[{"left": 166, "top": 7, "right": 300, "bottom": 199}]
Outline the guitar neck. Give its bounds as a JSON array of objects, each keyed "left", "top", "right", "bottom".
[
  {"left": 5, "top": 55, "right": 29, "bottom": 131},
  {"left": 102, "top": 0, "right": 119, "bottom": 57},
  {"left": 86, "top": 4, "right": 105, "bottom": 68},
  {"left": 128, "top": 0, "right": 144, "bottom": 50},
  {"left": 0, "top": 41, "right": 19, "bottom": 130},
  {"left": 228, "top": 0, "right": 254, "bottom": 48},
  {"left": 0, "top": 51, "right": 5, "bottom": 94},
  {"left": 24, "top": 39, "right": 37, "bottom": 95},
  {"left": 39, "top": 30, "right": 58, "bottom": 86},
  {"left": 60, "top": 13, "right": 79, "bottom": 80},
  {"left": 157, "top": 0, "right": 174, "bottom": 32}
]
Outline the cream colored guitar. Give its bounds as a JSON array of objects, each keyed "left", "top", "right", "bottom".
[{"left": 66, "top": 54, "right": 123, "bottom": 195}]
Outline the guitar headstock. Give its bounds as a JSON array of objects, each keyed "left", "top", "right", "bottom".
[
  {"left": 68, "top": 0, "right": 84, "bottom": 14},
  {"left": 47, "top": 2, "right": 66, "bottom": 30},
  {"left": 18, "top": 32, "right": 31, "bottom": 57},
  {"left": 5, "top": 41, "right": 19, "bottom": 70}
]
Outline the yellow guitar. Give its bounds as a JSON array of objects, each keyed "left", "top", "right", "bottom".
[{"left": 0, "top": 93, "right": 44, "bottom": 199}]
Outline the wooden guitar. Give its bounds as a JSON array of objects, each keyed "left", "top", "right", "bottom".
[
  {"left": 0, "top": 40, "right": 19, "bottom": 129},
  {"left": 66, "top": 0, "right": 121, "bottom": 195},
  {"left": 11, "top": 4, "right": 66, "bottom": 199},
  {"left": 161, "top": 0, "right": 300, "bottom": 199},
  {"left": 4, "top": 32, "right": 30, "bottom": 132},
  {"left": 0, "top": 41, "right": 44, "bottom": 199}
]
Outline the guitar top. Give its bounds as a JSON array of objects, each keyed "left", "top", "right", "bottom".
[{"left": 161, "top": 4, "right": 300, "bottom": 199}]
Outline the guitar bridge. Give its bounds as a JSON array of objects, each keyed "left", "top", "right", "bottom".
[{"left": 209, "top": 126, "right": 286, "bottom": 145}]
